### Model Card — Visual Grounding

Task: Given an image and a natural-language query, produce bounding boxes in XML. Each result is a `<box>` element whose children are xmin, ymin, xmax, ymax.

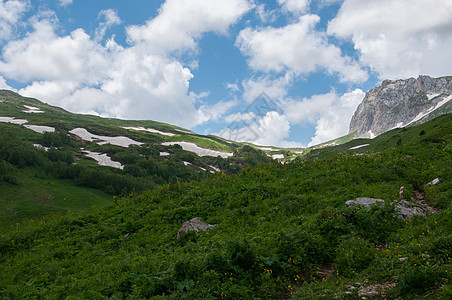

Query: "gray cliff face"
<box><xmin>349</xmin><ymin>75</ymin><xmax>452</xmax><ymax>137</ymax></box>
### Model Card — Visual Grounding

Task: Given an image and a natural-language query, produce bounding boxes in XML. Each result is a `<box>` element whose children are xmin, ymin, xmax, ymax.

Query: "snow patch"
<box><xmin>183</xmin><ymin>161</ymin><xmax>192</xmax><ymax>166</ymax></box>
<box><xmin>404</xmin><ymin>94</ymin><xmax>452</xmax><ymax>127</ymax></box>
<box><xmin>123</xmin><ymin>126</ymin><xmax>175</xmax><ymax>136</ymax></box>
<box><xmin>257</xmin><ymin>147</ymin><xmax>276</xmax><ymax>151</ymax></box>
<box><xmin>271</xmin><ymin>154</ymin><xmax>284</xmax><ymax>159</ymax></box>
<box><xmin>33</xmin><ymin>144</ymin><xmax>50</xmax><ymax>151</ymax></box>
<box><xmin>70</xmin><ymin>128</ymin><xmax>143</xmax><ymax>148</ymax></box>
<box><xmin>159</xmin><ymin>152</ymin><xmax>170</xmax><ymax>156</ymax></box>
<box><xmin>161</xmin><ymin>141</ymin><xmax>233</xmax><ymax>158</ymax></box>
<box><xmin>175</xmin><ymin>129</ymin><xmax>194</xmax><ymax>134</ymax></box>
<box><xmin>23</xmin><ymin>105</ymin><xmax>44</xmax><ymax>113</ymax></box>
<box><xmin>209</xmin><ymin>165</ymin><xmax>221</xmax><ymax>173</ymax></box>
<box><xmin>427</xmin><ymin>93</ymin><xmax>440</xmax><ymax>100</ymax></box>
<box><xmin>0</xmin><ymin>116</ymin><xmax>28</xmax><ymax>124</ymax></box>
<box><xmin>23</xmin><ymin>125</ymin><xmax>55</xmax><ymax>133</ymax></box>
<box><xmin>82</xmin><ymin>150</ymin><xmax>123</xmax><ymax>169</ymax></box>
<box><xmin>349</xmin><ymin>144</ymin><xmax>370</xmax><ymax>150</ymax></box>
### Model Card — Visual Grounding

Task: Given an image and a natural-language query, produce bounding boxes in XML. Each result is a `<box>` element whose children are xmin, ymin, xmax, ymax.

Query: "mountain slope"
<box><xmin>0</xmin><ymin>115</ymin><xmax>450</xmax><ymax>299</ymax></box>
<box><xmin>0</xmin><ymin>90</ymin><xmax>276</xmax><ymax>223</ymax></box>
<box><xmin>350</xmin><ymin>75</ymin><xmax>452</xmax><ymax>137</ymax></box>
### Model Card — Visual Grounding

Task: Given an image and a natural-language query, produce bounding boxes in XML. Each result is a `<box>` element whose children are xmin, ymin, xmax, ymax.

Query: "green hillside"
<box><xmin>0</xmin><ymin>90</ymin><xmax>274</xmax><ymax>223</ymax></box>
<box><xmin>0</xmin><ymin>114</ymin><xmax>450</xmax><ymax>299</ymax></box>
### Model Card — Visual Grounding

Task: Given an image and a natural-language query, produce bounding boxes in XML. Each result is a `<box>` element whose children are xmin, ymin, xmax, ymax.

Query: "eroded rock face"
<box><xmin>177</xmin><ymin>218</ymin><xmax>215</xmax><ymax>238</ymax></box>
<box><xmin>350</xmin><ymin>75</ymin><xmax>452</xmax><ymax>137</ymax></box>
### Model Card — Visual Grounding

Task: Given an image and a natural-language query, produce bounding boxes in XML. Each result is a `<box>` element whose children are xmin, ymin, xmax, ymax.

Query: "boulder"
<box><xmin>177</xmin><ymin>217</ymin><xmax>215</xmax><ymax>238</ymax></box>
<box><xmin>345</xmin><ymin>198</ymin><xmax>428</xmax><ymax>220</ymax></box>
<box><xmin>345</xmin><ymin>197</ymin><xmax>385</xmax><ymax>207</ymax></box>
<box><xmin>396</xmin><ymin>200</ymin><xmax>427</xmax><ymax>220</ymax></box>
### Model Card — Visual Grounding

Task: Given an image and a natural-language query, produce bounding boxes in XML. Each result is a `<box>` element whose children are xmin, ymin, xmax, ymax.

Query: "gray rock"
<box><xmin>346</xmin><ymin>197</ymin><xmax>385</xmax><ymax>207</ymax></box>
<box><xmin>346</xmin><ymin>198</ymin><xmax>428</xmax><ymax>220</ymax></box>
<box><xmin>396</xmin><ymin>200</ymin><xmax>427</xmax><ymax>221</ymax></box>
<box><xmin>350</xmin><ymin>75</ymin><xmax>452</xmax><ymax>137</ymax></box>
<box><xmin>177</xmin><ymin>217</ymin><xmax>215</xmax><ymax>238</ymax></box>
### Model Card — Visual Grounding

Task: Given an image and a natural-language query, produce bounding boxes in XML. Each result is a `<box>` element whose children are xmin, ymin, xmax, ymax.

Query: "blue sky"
<box><xmin>1</xmin><ymin>0</ymin><xmax>452</xmax><ymax>147</ymax></box>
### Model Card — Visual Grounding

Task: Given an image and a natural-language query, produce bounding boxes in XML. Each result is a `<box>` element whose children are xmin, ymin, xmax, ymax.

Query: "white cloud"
<box><xmin>0</xmin><ymin>75</ymin><xmax>14</xmax><ymax>90</ymax></box>
<box><xmin>282</xmin><ymin>89</ymin><xmax>365</xmax><ymax>147</ymax></box>
<box><xmin>95</xmin><ymin>9</ymin><xmax>121</xmax><ymax>41</ymax></box>
<box><xmin>126</xmin><ymin>0</ymin><xmax>251</xmax><ymax>55</ymax></box>
<box><xmin>0</xmin><ymin>20</ymin><xmax>109</xmax><ymax>82</ymax></box>
<box><xmin>58</xmin><ymin>0</ymin><xmax>72</xmax><ymax>7</ymax></box>
<box><xmin>236</xmin><ymin>14</ymin><xmax>368</xmax><ymax>83</ymax></box>
<box><xmin>277</xmin><ymin>0</ymin><xmax>310</xmax><ymax>15</ymax></box>
<box><xmin>242</xmin><ymin>76</ymin><xmax>289</xmax><ymax>103</ymax></box>
<box><xmin>219</xmin><ymin>111</ymin><xmax>295</xmax><ymax>146</ymax></box>
<box><xmin>328</xmin><ymin>0</ymin><xmax>452</xmax><ymax>79</ymax></box>
<box><xmin>0</xmin><ymin>0</ymin><xmax>29</xmax><ymax>41</ymax></box>
<box><xmin>0</xmin><ymin>0</ymin><xmax>253</xmax><ymax>129</ymax></box>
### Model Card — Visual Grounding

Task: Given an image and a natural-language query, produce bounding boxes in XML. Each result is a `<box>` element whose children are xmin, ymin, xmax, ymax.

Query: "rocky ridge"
<box><xmin>350</xmin><ymin>75</ymin><xmax>452</xmax><ymax>137</ymax></box>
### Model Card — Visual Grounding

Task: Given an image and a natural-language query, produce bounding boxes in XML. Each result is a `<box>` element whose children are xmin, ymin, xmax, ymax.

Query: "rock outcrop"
<box><xmin>345</xmin><ymin>198</ymin><xmax>429</xmax><ymax>220</ymax></box>
<box><xmin>177</xmin><ymin>218</ymin><xmax>215</xmax><ymax>238</ymax></box>
<box><xmin>350</xmin><ymin>75</ymin><xmax>452</xmax><ymax>137</ymax></box>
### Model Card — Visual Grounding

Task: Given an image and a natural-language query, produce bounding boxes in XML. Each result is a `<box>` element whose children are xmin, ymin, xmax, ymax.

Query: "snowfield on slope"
<box><xmin>122</xmin><ymin>126</ymin><xmax>175</xmax><ymax>136</ymax></box>
<box><xmin>23</xmin><ymin>105</ymin><xmax>44</xmax><ymax>113</ymax></box>
<box><xmin>24</xmin><ymin>125</ymin><xmax>55</xmax><ymax>133</ymax></box>
<box><xmin>82</xmin><ymin>150</ymin><xmax>124</xmax><ymax>169</ymax></box>
<box><xmin>0</xmin><ymin>116</ymin><xmax>28</xmax><ymax>124</ymax></box>
<box><xmin>70</xmin><ymin>128</ymin><xmax>143</xmax><ymax>148</ymax></box>
<box><xmin>162</xmin><ymin>141</ymin><xmax>233</xmax><ymax>158</ymax></box>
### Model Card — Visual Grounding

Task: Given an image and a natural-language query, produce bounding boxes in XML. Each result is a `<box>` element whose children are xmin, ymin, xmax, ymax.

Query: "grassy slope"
<box><xmin>0</xmin><ymin>115</ymin><xmax>450</xmax><ymax>299</ymax></box>
<box><xmin>0</xmin><ymin>168</ymin><xmax>112</xmax><ymax>225</ymax></box>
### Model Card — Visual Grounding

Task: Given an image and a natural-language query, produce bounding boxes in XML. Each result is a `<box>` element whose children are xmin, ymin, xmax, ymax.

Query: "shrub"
<box><xmin>398</xmin><ymin>265</ymin><xmax>442</xmax><ymax>296</ymax></box>
<box><xmin>334</xmin><ymin>236</ymin><xmax>376</xmax><ymax>277</ymax></box>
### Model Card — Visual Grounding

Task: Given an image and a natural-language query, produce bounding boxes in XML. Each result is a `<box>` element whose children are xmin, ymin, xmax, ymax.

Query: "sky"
<box><xmin>1</xmin><ymin>0</ymin><xmax>452</xmax><ymax>147</ymax></box>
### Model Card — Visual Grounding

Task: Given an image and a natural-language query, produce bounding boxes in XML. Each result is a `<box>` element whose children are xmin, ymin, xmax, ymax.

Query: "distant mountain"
<box><xmin>350</xmin><ymin>75</ymin><xmax>452</xmax><ymax>138</ymax></box>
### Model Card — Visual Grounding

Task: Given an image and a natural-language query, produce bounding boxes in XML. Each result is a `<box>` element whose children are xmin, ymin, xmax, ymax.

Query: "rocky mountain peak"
<box><xmin>349</xmin><ymin>75</ymin><xmax>452</xmax><ymax>137</ymax></box>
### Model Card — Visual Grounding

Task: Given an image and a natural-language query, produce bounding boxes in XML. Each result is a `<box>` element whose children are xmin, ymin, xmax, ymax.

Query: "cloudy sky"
<box><xmin>1</xmin><ymin>0</ymin><xmax>451</xmax><ymax>147</ymax></box>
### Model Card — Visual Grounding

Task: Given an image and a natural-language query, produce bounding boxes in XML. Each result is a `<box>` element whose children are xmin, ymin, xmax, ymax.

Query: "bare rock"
<box><xmin>396</xmin><ymin>200</ymin><xmax>428</xmax><ymax>220</ymax></box>
<box><xmin>177</xmin><ymin>217</ymin><xmax>215</xmax><ymax>238</ymax></box>
<box><xmin>346</xmin><ymin>197</ymin><xmax>385</xmax><ymax>207</ymax></box>
<box><xmin>350</xmin><ymin>75</ymin><xmax>452</xmax><ymax>137</ymax></box>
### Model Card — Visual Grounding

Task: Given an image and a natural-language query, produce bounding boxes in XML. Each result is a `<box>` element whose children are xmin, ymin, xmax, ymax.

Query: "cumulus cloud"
<box><xmin>0</xmin><ymin>75</ymin><xmax>14</xmax><ymax>90</ymax></box>
<box><xmin>236</xmin><ymin>14</ymin><xmax>368</xmax><ymax>83</ymax></box>
<box><xmin>328</xmin><ymin>0</ymin><xmax>452</xmax><ymax>79</ymax></box>
<box><xmin>95</xmin><ymin>9</ymin><xmax>121</xmax><ymax>41</ymax></box>
<box><xmin>0</xmin><ymin>0</ymin><xmax>252</xmax><ymax>128</ymax></box>
<box><xmin>277</xmin><ymin>0</ymin><xmax>310</xmax><ymax>15</ymax></box>
<box><xmin>0</xmin><ymin>0</ymin><xmax>29</xmax><ymax>41</ymax></box>
<box><xmin>219</xmin><ymin>111</ymin><xmax>296</xmax><ymax>146</ymax></box>
<box><xmin>282</xmin><ymin>89</ymin><xmax>365</xmax><ymax>146</ymax></box>
<box><xmin>0</xmin><ymin>21</ymin><xmax>109</xmax><ymax>82</ymax></box>
<box><xmin>126</xmin><ymin>0</ymin><xmax>251</xmax><ymax>55</ymax></box>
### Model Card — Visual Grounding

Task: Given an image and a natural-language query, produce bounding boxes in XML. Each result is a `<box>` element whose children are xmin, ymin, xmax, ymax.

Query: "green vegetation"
<box><xmin>0</xmin><ymin>92</ymin><xmax>275</xmax><ymax>223</ymax></box>
<box><xmin>0</xmin><ymin>113</ymin><xmax>450</xmax><ymax>298</ymax></box>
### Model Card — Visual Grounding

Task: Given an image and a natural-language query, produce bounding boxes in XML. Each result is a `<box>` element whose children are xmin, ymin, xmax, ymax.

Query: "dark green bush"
<box><xmin>398</xmin><ymin>265</ymin><xmax>442</xmax><ymax>296</ymax></box>
<box><xmin>334</xmin><ymin>236</ymin><xmax>376</xmax><ymax>277</ymax></box>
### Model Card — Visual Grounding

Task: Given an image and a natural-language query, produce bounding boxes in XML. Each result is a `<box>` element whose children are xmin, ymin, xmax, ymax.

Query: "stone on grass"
<box><xmin>177</xmin><ymin>218</ymin><xmax>215</xmax><ymax>239</ymax></box>
<box><xmin>345</xmin><ymin>197</ymin><xmax>385</xmax><ymax>207</ymax></box>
